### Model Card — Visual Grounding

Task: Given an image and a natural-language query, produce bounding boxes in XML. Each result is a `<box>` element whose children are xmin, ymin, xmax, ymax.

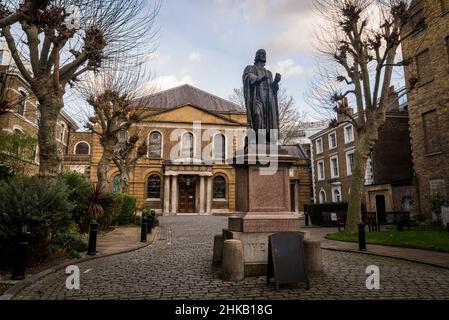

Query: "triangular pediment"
<box><xmin>148</xmin><ymin>104</ymin><xmax>242</xmax><ymax>125</ymax></box>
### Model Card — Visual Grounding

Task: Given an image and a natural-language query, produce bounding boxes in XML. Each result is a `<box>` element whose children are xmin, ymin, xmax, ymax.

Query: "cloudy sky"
<box><xmin>144</xmin><ymin>0</ymin><xmax>318</xmax><ymax>117</ymax></box>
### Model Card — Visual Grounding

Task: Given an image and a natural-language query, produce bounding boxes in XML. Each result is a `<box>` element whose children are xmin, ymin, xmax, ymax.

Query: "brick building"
<box><xmin>0</xmin><ymin>63</ymin><xmax>79</xmax><ymax>174</ymax></box>
<box><xmin>402</xmin><ymin>0</ymin><xmax>449</xmax><ymax>217</ymax></box>
<box><xmin>310</xmin><ymin>88</ymin><xmax>414</xmax><ymax>215</ymax></box>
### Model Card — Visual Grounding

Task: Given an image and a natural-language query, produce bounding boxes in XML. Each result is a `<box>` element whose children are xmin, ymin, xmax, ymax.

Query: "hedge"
<box><xmin>304</xmin><ymin>203</ymin><xmax>348</xmax><ymax>226</ymax></box>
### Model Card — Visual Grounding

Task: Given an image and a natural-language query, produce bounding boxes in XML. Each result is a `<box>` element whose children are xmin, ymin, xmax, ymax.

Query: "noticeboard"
<box><xmin>267</xmin><ymin>232</ymin><xmax>309</xmax><ymax>291</ymax></box>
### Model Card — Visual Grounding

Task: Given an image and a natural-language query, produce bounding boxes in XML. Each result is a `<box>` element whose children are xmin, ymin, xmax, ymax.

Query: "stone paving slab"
<box><xmin>9</xmin><ymin>217</ymin><xmax>449</xmax><ymax>300</ymax></box>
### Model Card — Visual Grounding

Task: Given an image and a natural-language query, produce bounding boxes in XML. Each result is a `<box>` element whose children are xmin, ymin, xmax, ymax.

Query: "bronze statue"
<box><xmin>243</xmin><ymin>49</ymin><xmax>281</xmax><ymax>144</ymax></box>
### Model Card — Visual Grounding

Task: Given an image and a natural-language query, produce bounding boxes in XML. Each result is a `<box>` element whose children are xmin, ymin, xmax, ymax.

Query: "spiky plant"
<box><xmin>87</xmin><ymin>183</ymin><xmax>111</xmax><ymax>222</ymax></box>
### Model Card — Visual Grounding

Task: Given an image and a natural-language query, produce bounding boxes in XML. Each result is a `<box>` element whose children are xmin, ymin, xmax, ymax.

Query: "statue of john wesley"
<box><xmin>243</xmin><ymin>49</ymin><xmax>281</xmax><ymax>144</ymax></box>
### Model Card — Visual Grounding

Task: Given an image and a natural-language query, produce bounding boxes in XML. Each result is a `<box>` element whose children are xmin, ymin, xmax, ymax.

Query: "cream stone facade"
<box><xmin>63</xmin><ymin>84</ymin><xmax>312</xmax><ymax>216</ymax></box>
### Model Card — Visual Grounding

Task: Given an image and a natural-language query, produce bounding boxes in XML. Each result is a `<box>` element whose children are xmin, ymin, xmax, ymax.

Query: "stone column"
<box><xmin>206</xmin><ymin>176</ymin><xmax>213</xmax><ymax>214</ymax></box>
<box><xmin>163</xmin><ymin>175</ymin><xmax>171</xmax><ymax>215</ymax></box>
<box><xmin>171</xmin><ymin>175</ymin><xmax>178</xmax><ymax>215</ymax></box>
<box><xmin>199</xmin><ymin>176</ymin><xmax>206</xmax><ymax>214</ymax></box>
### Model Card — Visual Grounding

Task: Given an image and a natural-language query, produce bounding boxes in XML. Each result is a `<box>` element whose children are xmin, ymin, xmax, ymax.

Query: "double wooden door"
<box><xmin>178</xmin><ymin>180</ymin><xmax>196</xmax><ymax>213</ymax></box>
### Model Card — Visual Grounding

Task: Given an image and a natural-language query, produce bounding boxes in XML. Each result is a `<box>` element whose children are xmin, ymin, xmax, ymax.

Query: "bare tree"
<box><xmin>229</xmin><ymin>87</ymin><xmax>307</xmax><ymax>145</ymax></box>
<box><xmin>113</xmin><ymin>133</ymin><xmax>147</xmax><ymax>193</ymax></box>
<box><xmin>309</xmin><ymin>0</ymin><xmax>416</xmax><ymax>232</ymax></box>
<box><xmin>78</xmin><ymin>61</ymin><xmax>155</xmax><ymax>191</ymax></box>
<box><xmin>0</xmin><ymin>0</ymin><xmax>160</xmax><ymax>176</ymax></box>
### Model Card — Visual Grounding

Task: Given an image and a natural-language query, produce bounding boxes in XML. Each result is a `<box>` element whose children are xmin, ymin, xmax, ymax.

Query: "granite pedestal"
<box><xmin>224</xmin><ymin>147</ymin><xmax>301</xmax><ymax>276</ymax></box>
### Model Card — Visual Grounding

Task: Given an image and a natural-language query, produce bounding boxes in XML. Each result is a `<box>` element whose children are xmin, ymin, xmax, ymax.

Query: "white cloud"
<box><xmin>270</xmin><ymin>59</ymin><xmax>305</xmax><ymax>78</ymax></box>
<box><xmin>154</xmin><ymin>74</ymin><xmax>194</xmax><ymax>91</ymax></box>
<box><xmin>188</xmin><ymin>52</ymin><xmax>202</xmax><ymax>62</ymax></box>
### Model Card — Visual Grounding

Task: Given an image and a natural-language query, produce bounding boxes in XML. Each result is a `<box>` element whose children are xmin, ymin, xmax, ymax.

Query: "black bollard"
<box><xmin>358</xmin><ymin>223</ymin><xmax>367</xmax><ymax>251</ymax></box>
<box><xmin>397</xmin><ymin>219</ymin><xmax>404</xmax><ymax>231</ymax></box>
<box><xmin>12</xmin><ymin>232</ymin><xmax>30</xmax><ymax>280</ymax></box>
<box><xmin>305</xmin><ymin>213</ymin><xmax>309</xmax><ymax>227</ymax></box>
<box><xmin>148</xmin><ymin>216</ymin><xmax>153</xmax><ymax>234</ymax></box>
<box><xmin>141</xmin><ymin>219</ymin><xmax>148</xmax><ymax>242</ymax></box>
<box><xmin>87</xmin><ymin>221</ymin><xmax>98</xmax><ymax>256</ymax></box>
<box><xmin>447</xmin><ymin>223</ymin><xmax>449</xmax><ymax>233</ymax></box>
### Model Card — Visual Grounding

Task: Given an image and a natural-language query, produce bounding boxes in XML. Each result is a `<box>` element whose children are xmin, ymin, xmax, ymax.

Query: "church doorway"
<box><xmin>178</xmin><ymin>175</ymin><xmax>197</xmax><ymax>213</ymax></box>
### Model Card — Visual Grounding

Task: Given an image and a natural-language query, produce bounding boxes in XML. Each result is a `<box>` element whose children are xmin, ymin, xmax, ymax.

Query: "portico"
<box><xmin>163</xmin><ymin>165</ymin><xmax>214</xmax><ymax>216</ymax></box>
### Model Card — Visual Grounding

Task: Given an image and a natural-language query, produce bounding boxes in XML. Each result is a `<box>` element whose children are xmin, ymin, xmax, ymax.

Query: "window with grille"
<box><xmin>148</xmin><ymin>131</ymin><xmax>162</xmax><ymax>158</ymax></box>
<box><xmin>213</xmin><ymin>176</ymin><xmax>226</xmax><ymax>199</ymax></box>
<box><xmin>147</xmin><ymin>175</ymin><xmax>161</xmax><ymax>199</ymax></box>
<box><xmin>213</xmin><ymin>134</ymin><xmax>225</xmax><ymax>161</ymax></box>
<box><xmin>75</xmin><ymin>142</ymin><xmax>90</xmax><ymax>155</ymax></box>
<box><xmin>182</xmin><ymin>132</ymin><xmax>194</xmax><ymax>158</ymax></box>
<box><xmin>17</xmin><ymin>90</ymin><xmax>26</xmax><ymax>116</ymax></box>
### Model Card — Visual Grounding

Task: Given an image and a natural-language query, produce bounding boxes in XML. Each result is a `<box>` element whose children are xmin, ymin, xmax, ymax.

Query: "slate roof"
<box><xmin>135</xmin><ymin>84</ymin><xmax>246</xmax><ymax>114</ymax></box>
<box><xmin>281</xmin><ymin>144</ymin><xmax>309</xmax><ymax>160</ymax></box>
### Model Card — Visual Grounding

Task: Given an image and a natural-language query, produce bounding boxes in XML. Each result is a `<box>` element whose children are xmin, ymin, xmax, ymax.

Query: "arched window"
<box><xmin>181</xmin><ymin>132</ymin><xmax>194</xmax><ymax>158</ymax></box>
<box><xmin>319</xmin><ymin>190</ymin><xmax>326</xmax><ymax>204</ymax></box>
<box><xmin>148</xmin><ymin>131</ymin><xmax>162</xmax><ymax>158</ymax></box>
<box><xmin>213</xmin><ymin>134</ymin><xmax>225</xmax><ymax>161</ymax></box>
<box><xmin>112</xmin><ymin>175</ymin><xmax>121</xmax><ymax>193</ymax></box>
<box><xmin>147</xmin><ymin>174</ymin><xmax>161</xmax><ymax>199</ymax></box>
<box><xmin>333</xmin><ymin>188</ymin><xmax>342</xmax><ymax>203</ymax></box>
<box><xmin>17</xmin><ymin>90</ymin><xmax>26</xmax><ymax>116</ymax></box>
<box><xmin>117</xmin><ymin>130</ymin><xmax>128</xmax><ymax>143</ymax></box>
<box><xmin>213</xmin><ymin>176</ymin><xmax>226</xmax><ymax>199</ymax></box>
<box><xmin>75</xmin><ymin>142</ymin><xmax>90</xmax><ymax>155</ymax></box>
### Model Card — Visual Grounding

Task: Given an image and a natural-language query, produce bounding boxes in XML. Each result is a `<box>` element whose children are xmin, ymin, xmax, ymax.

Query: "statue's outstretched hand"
<box><xmin>274</xmin><ymin>73</ymin><xmax>281</xmax><ymax>83</ymax></box>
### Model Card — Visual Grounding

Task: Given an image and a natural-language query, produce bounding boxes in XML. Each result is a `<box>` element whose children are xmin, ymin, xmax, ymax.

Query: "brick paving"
<box><xmin>13</xmin><ymin>216</ymin><xmax>449</xmax><ymax>300</ymax></box>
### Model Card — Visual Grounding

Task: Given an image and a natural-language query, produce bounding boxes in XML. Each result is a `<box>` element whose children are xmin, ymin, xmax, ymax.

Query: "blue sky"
<box><xmin>143</xmin><ymin>0</ymin><xmax>317</xmax><ymax>117</ymax></box>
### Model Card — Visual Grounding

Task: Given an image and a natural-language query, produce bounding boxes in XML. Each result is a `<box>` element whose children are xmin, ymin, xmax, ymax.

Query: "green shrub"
<box><xmin>52</xmin><ymin>224</ymin><xmax>88</xmax><ymax>253</ymax></box>
<box><xmin>119</xmin><ymin>194</ymin><xmax>136</xmax><ymax>225</ymax></box>
<box><xmin>101</xmin><ymin>192</ymin><xmax>136</xmax><ymax>229</ymax></box>
<box><xmin>0</xmin><ymin>176</ymin><xmax>73</xmax><ymax>265</ymax></box>
<box><xmin>306</xmin><ymin>203</ymin><xmax>348</xmax><ymax>226</ymax></box>
<box><xmin>58</xmin><ymin>172</ymin><xmax>91</xmax><ymax>232</ymax></box>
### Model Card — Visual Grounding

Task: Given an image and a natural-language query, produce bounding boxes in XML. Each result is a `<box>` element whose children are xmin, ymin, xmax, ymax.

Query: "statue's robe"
<box><xmin>242</xmin><ymin>65</ymin><xmax>279</xmax><ymax>143</ymax></box>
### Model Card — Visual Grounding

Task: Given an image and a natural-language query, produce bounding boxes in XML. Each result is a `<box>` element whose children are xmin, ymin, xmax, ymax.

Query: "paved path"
<box><xmin>303</xmin><ymin>226</ymin><xmax>449</xmax><ymax>269</ymax></box>
<box><xmin>11</xmin><ymin>216</ymin><xmax>449</xmax><ymax>300</ymax></box>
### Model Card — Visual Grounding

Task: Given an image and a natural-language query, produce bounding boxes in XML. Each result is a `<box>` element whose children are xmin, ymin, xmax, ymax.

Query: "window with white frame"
<box><xmin>332</xmin><ymin>186</ymin><xmax>342</xmax><ymax>203</ymax></box>
<box><xmin>60</xmin><ymin>123</ymin><xmax>66</xmax><ymax>142</ymax></box>
<box><xmin>317</xmin><ymin>160</ymin><xmax>325</xmax><ymax>181</ymax></box>
<box><xmin>346</xmin><ymin>150</ymin><xmax>355</xmax><ymax>176</ymax></box>
<box><xmin>315</xmin><ymin>138</ymin><xmax>323</xmax><ymax>154</ymax></box>
<box><xmin>328</xmin><ymin>131</ymin><xmax>337</xmax><ymax>149</ymax></box>
<box><xmin>330</xmin><ymin>156</ymin><xmax>339</xmax><ymax>178</ymax></box>
<box><xmin>344</xmin><ymin>125</ymin><xmax>354</xmax><ymax>144</ymax></box>
<box><xmin>319</xmin><ymin>190</ymin><xmax>326</xmax><ymax>204</ymax></box>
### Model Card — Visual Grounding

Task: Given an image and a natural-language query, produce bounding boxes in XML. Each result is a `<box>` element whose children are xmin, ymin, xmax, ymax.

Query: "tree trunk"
<box><xmin>345</xmin><ymin>133</ymin><xmax>370</xmax><ymax>233</ymax></box>
<box><xmin>37</xmin><ymin>96</ymin><xmax>64</xmax><ymax>177</ymax></box>
<box><xmin>119</xmin><ymin>167</ymin><xmax>130</xmax><ymax>194</ymax></box>
<box><xmin>97</xmin><ymin>143</ymin><xmax>115</xmax><ymax>192</ymax></box>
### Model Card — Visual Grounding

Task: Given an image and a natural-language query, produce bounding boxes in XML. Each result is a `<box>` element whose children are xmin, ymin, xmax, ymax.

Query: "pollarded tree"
<box><xmin>0</xmin><ymin>0</ymin><xmax>160</xmax><ymax>176</ymax></box>
<box><xmin>79</xmin><ymin>62</ymin><xmax>155</xmax><ymax>192</ymax></box>
<box><xmin>113</xmin><ymin>133</ymin><xmax>147</xmax><ymax>193</ymax></box>
<box><xmin>309</xmin><ymin>0</ymin><xmax>417</xmax><ymax>232</ymax></box>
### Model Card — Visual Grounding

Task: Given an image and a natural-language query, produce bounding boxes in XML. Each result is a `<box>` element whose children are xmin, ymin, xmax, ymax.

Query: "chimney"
<box><xmin>337</xmin><ymin>97</ymin><xmax>354</xmax><ymax>123</ymax></box>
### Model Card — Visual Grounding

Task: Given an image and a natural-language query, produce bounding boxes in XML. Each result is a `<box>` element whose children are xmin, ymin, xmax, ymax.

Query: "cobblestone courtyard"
<box><xmin>14</xmin><ymin>216</ymin><xmax>449</xmax><ymax>300</ymax></box>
